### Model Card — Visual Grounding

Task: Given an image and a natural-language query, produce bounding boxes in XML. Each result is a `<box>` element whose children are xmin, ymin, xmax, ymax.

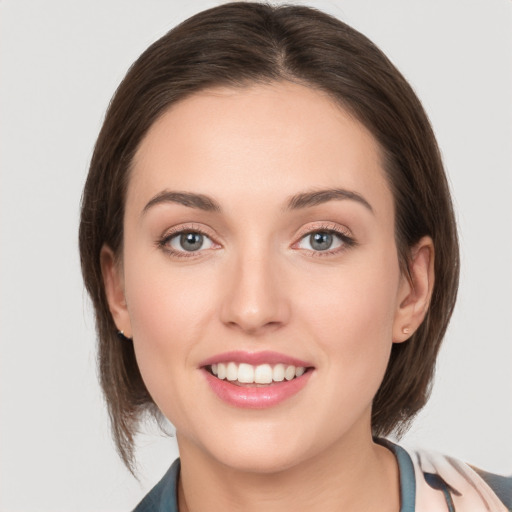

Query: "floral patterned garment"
<box><xmin>407</xmin><ymin>447</ymin><xmax>511</xmax><ymax>511</ymax></box>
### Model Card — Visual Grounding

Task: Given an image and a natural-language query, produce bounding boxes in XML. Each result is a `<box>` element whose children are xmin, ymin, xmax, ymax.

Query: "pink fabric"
<box><xmin>406</xmin><ymin>447</ymin><xmax>508</xmax><ymax>511</ymax></box>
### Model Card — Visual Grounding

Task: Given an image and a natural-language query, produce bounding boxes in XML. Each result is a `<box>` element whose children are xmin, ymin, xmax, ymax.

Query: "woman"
<box><xmin>79</xmin><ymin>2</ymin><xmax>511</xmax><ymax>511</ymax></box>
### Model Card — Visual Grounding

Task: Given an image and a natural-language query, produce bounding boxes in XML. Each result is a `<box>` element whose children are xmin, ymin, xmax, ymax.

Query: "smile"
<box><xmin>210</xmin><ymin>362</ymin><xmax>306</xmax><ymax>385</ymax></box>
<box><xmin>201</xmin><ymin>351</ymin><xmax>314</xmax><ymax>408</ymax></box>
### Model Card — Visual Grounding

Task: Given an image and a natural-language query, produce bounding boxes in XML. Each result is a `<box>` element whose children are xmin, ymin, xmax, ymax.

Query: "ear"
<box><xmin>392</xmin><ymin>236</ymin><xmax>435</xmax><ymax>343</ymax></box>
<box><xmin>100</xmin><ymin>244</ymin><xmax>132</xmax><ymax>338</ymax></box>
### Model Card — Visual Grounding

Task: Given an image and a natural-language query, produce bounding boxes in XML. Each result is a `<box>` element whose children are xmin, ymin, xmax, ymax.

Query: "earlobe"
<box><xmin>100</xmin><ymin>244</ymin><xmax>132</xmax><ymax>338</ymax></box>
<box><xmin>393</xmin><ymin>236</ymin><xmax>435</xmax><ymax>343</ymax></box>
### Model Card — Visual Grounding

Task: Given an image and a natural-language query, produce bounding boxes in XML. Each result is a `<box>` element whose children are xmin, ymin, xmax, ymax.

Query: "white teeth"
<box><xmin>254</xmin><ymin>364</ymin><xmax>273</xmax><ymax>384</ymax></box>
<box><xmin>209</xmin><ymin>362</ymin><xmax>307</xmax><ymax>384</ymax></box>
<box><xmin>284</xmin><ymin>365</ymin><xmax>296</xmax><ymax>381</ymax></box>
<box><xmin>217</xmin><ymin>363</ymin><xmax>226</xmax><ymax>380</ymax></box>
<box><xmin>272</xmin><ymin>363</ymin><xmax>285</xmax><ymax>382</ymax></box>
<box><xmin>226</xmin><ymin>362</ymin><xmax>238</xmax><ymax>381</ymax></box>
<box><xmin>295</xmin><ymin>366</ymin><xmax>305</xmax><ymax>377</ymax></box>
<box><xmin>238</xmin><ymin>363</ymin><xmax>254</xmax><ymax>383</ymax></box>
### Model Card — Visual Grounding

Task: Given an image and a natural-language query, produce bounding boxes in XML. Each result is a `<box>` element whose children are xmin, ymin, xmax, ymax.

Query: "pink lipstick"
<box><xmin>200</xmin><ymin>351</ymin><xmax>314</xmax><ymax>409</ymax></box>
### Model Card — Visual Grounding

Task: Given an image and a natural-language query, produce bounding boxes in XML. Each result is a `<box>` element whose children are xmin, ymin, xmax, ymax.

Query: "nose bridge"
<box><xmin>221</xmin><ymin>240</ymin><xmax>289</xmax><ymax>333</ymax></box>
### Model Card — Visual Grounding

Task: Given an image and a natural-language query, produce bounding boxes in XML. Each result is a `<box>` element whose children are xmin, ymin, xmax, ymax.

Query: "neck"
<box><xmin>176</xmin><ymin>431</ymin><xmax>400</xmax><ymax>512</ymax></box>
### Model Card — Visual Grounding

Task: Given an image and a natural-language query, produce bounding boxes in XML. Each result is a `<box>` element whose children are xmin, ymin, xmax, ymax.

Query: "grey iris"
<box><xmin>180</xmin><ymin>232</ymin><xmax>203</xmax><ymax>251</ymax></box>
<box><xmin>310</xmin><ymin>232</ymin><xmax>333</xmax><ymax>251</ymax></box>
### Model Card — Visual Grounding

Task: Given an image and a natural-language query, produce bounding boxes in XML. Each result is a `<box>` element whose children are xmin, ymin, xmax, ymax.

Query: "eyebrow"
<box><xmin>142</xmin><ymin>187</ymin><xmax>373</xmax><ymax>216</ymax></box>
<box><xmin>286</xmin><ymin>188</ymin><xmax>374</xmax><ymax>213</ymax></box>
<box><xmin>142</xmin><ymin>191</ymin><xmax>221</xmax><ymax>214</ymax></box>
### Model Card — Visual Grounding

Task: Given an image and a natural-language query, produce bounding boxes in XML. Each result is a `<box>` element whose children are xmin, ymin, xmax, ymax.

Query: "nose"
<box><xmin>220</xmin><ymin>251</ymin><xmax>291</xmax><ymax>335</ymax></box>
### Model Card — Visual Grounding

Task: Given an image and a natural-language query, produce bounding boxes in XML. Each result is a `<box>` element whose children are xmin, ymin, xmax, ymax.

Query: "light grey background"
<box><xmin>1</xmin><ymin>1</ymin><xmax>510</xmax><ymax>510</ymax></box>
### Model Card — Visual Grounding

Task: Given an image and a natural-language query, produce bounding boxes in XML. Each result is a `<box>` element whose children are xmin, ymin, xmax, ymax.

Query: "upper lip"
<box><xmin>199</xmin><ymin>350</ymin><xmax>313</xmax><ymax>368</ymax></box>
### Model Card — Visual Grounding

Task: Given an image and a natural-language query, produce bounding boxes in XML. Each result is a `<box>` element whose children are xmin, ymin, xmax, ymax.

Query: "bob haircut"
<box><xmin>79</xmin><ymin>1</ymin><xmax>459</xmax><ymax>471</ymax></box>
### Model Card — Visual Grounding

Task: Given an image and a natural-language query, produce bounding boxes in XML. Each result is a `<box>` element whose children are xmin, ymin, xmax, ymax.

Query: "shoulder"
<box><xmin>132</xmin><ymin>459</ymin><xmax>180</xmax><ymax>512</ymax></box>
<box><xmin>469</xmin><ymin>466</ymin><xmax>512</xmax><ymax>511</ymax></box>
<box><xmin>405</xmin><ymin>446</ymin><xmax>512</xmax><ymax>511</ymax></box>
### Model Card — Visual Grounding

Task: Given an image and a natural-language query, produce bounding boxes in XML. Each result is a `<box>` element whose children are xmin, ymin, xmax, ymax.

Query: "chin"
<box><xmin>178</xmin><ymin>420</ymin><xmax>311</xmax><ymax>475</ymax></box>
<box><xmin>215</xmin><ymin>445</ymin><xmax>307</xmax><ymax>475</ymax></box>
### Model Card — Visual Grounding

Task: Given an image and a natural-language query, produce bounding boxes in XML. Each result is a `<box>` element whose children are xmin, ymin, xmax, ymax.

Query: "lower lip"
<box><xmin>203</xmin><ymin>370</ymin><xmax>313</xmax><ymax>409</ymax></box>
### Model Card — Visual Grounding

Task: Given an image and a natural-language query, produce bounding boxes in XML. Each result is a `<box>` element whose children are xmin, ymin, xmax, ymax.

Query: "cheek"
<box><xmin>124</xmin><ymin>245</ymin><xmax>216</xmax><ymax>337</ymax></box>
<box><xmin>302</xmin><ymin>252</ymin><xmax>399</xmax><ymax>333</ymax></box>
<box><xmin>298</xmin><ymin>249</ymin><xmax>401</xmax><ymax>383</ymax></box>
<box><xmin>122</xmin><ymin>254</ymin><xmax>216</xmax><ymax>401</ymax></box>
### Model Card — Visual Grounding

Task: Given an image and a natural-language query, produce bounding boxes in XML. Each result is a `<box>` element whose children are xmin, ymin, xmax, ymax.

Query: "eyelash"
<box><xmin>156</xmin><ymin>223</ymin><xmax>356</xmax><ymax>259</ymax></box>
<box><xmin>157</xmin><ymin>224</ymin><xmax>217</xmax><ymax>259</ymax></box>
<box><xmin>293</xmin><ymin>224</ymin><xmax>357</xmax><ymax>257</ymax></box>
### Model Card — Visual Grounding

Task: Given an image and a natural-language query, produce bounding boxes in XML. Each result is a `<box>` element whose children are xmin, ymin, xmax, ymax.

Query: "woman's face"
<box><xmin>105</xmin><ymin>82</ymin><xmax>418</xmax><ymax>473</ymax></box>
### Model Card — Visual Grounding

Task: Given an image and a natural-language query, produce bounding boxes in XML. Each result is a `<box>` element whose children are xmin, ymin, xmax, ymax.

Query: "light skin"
<box><xmin>101</xmin><ymin>82</ymin><xmax>434</xmax><ymax>512</ymax></box>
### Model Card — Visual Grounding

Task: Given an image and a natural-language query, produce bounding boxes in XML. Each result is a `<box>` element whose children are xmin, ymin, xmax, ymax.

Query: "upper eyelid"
<box><xmin>294</xmin><ymin>221</ymin><xmax>353</xmax><ymax>239</ymax></box>
<box><xmin>161</xmin><ymin>223</ymin><xmax>218</xmax><ymax>240</ymax></box>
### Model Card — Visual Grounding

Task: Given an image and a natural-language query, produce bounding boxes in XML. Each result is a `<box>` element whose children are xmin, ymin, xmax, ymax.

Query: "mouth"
<box><xmin>207</xmin><ymin>362</ymin><xmax>309</xmax><ymax>387</ymax></box>
<box><xmin>200</xmin><ymin>352</ymin><xmax>314</xmax><ymax>408</ymax></box>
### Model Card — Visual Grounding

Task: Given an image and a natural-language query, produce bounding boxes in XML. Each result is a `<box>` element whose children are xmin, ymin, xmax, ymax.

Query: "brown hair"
<box><xmin>79</xmin><ymin>1</ymin><xmax>459</xmax><ymax>472</ymax></box>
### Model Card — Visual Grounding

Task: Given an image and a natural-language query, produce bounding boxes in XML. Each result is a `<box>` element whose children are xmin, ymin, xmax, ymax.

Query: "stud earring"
<box><xmin>117</xmin><ymin>330</ymin><xmax>132</xmax><ymax>341</ymax></box>
<box><xmin>402</xmin><ymin>327</ymin><xmax>411</xmax><ymax>335</ymax></box>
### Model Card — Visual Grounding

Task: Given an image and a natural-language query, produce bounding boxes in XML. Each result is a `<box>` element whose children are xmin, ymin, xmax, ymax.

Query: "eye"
<box><xmin>295</xmin><ymin>228</ymin><xmax>354</xmax><ymax>253</ymax></box>
<box><xmin>167</xmin><ymin>231</ymin><xmax>215</xmax><ymax>253</ymax></box>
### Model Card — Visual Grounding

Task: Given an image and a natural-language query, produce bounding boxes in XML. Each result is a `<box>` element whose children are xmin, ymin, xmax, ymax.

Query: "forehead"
<box><xmin>128</xmin><ymin>82</ymin><xmax>392</xmax><ymax>216</ymax></box>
